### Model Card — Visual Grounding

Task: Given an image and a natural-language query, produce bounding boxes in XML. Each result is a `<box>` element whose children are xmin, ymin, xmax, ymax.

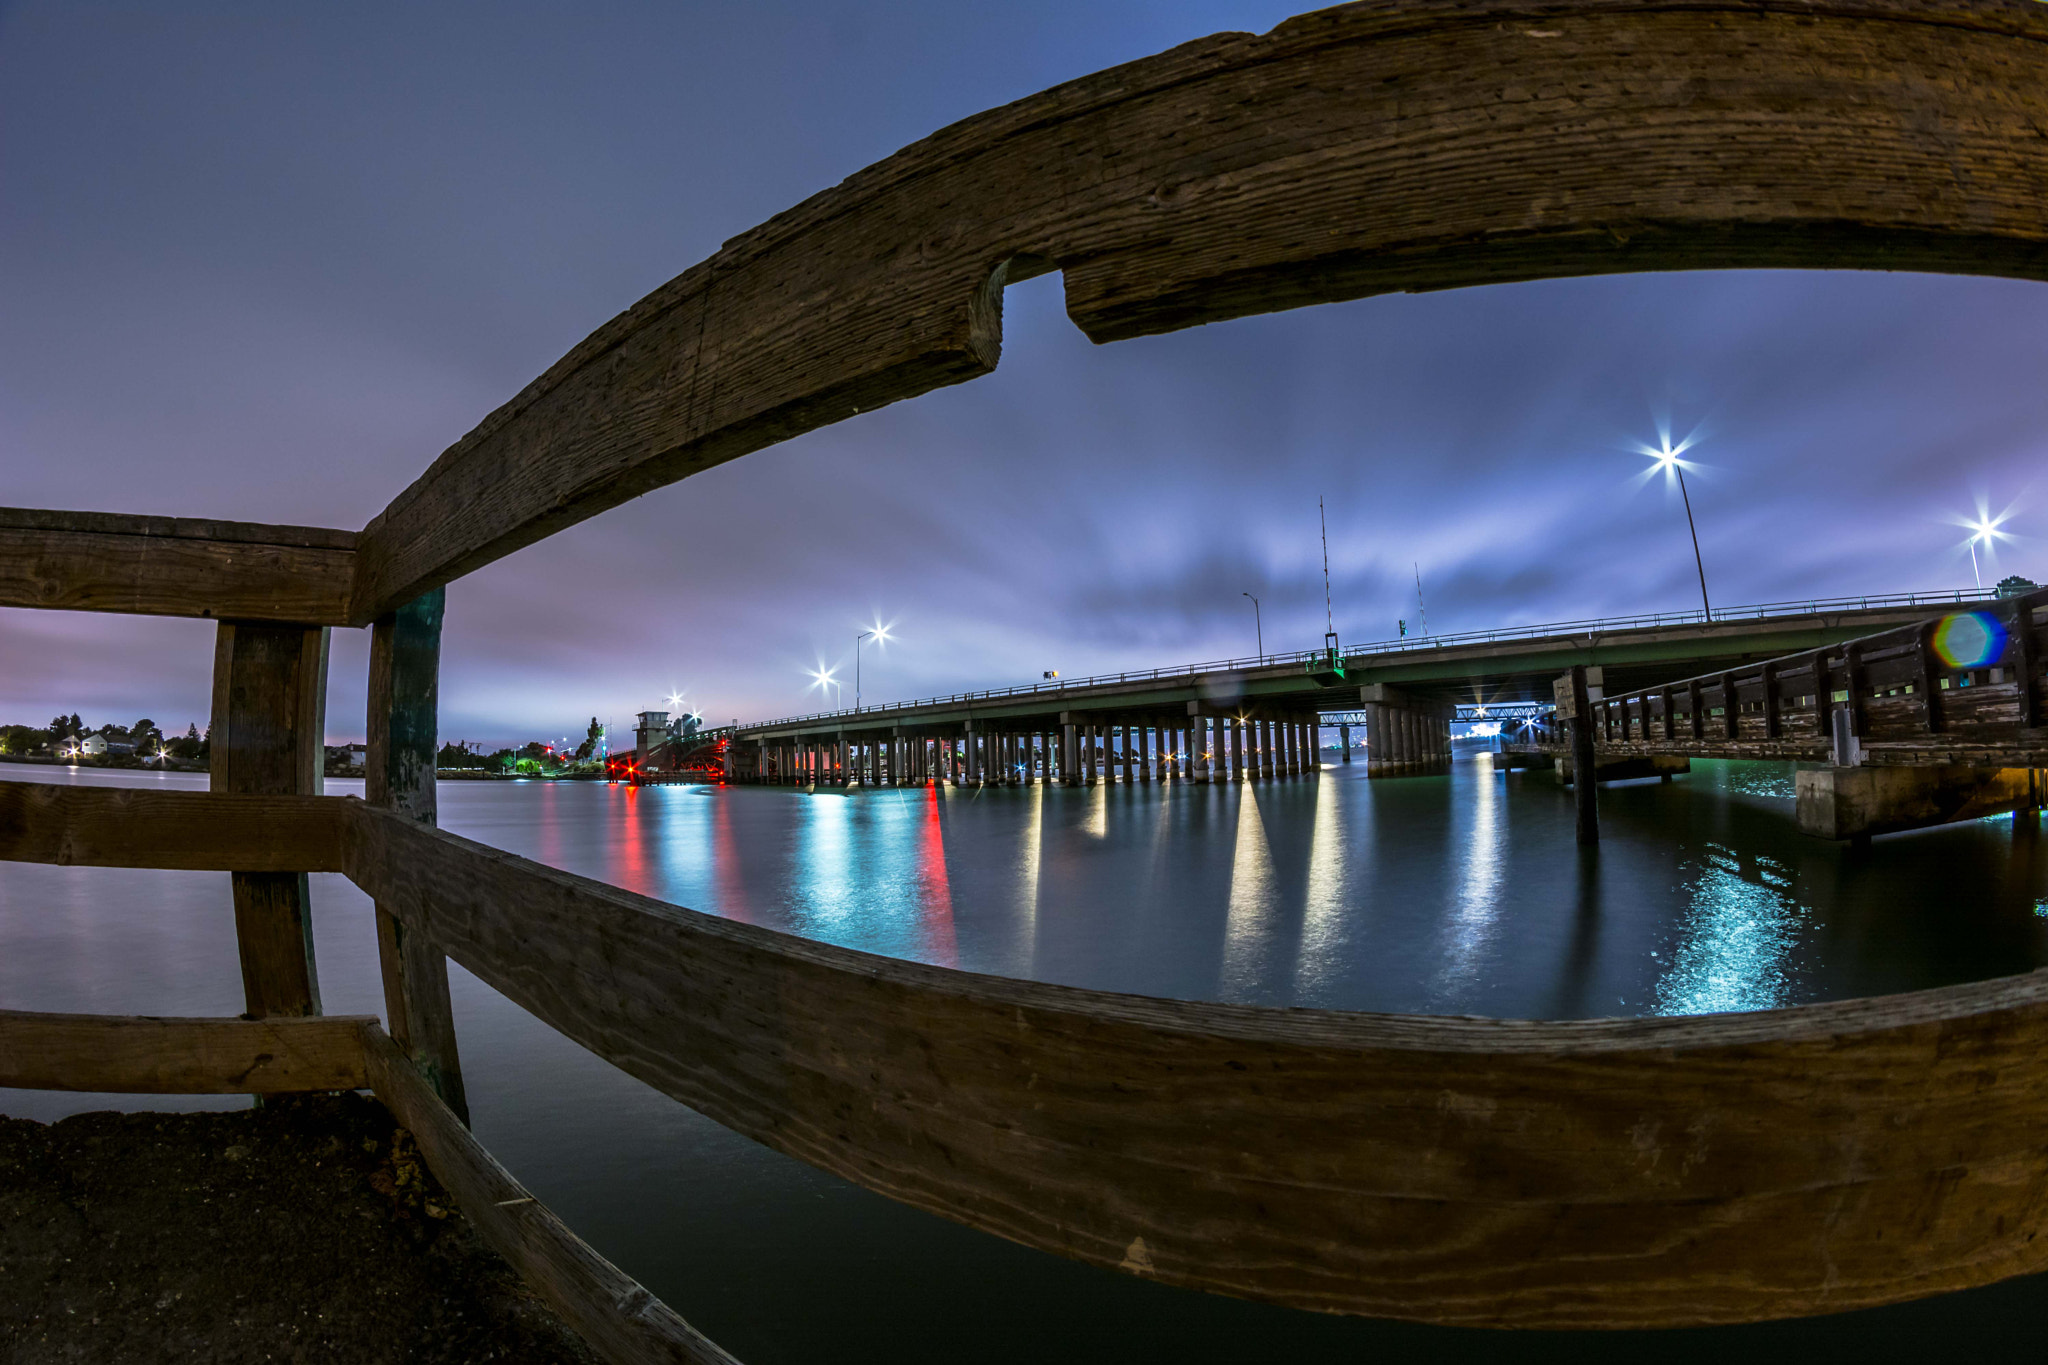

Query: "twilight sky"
<box><xmin>4</xmin><ymin>1</ymin><xmax>2044</xmax><ymax>749</ymax></box>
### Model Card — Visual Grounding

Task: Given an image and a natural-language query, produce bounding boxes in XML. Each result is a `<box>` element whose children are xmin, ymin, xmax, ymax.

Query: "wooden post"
<box><xmin>2013</xmin><ymin>594</ymin><xmax>2043</xmax><ymax>730</ymax></box>
<box><xmin>1722</xmin><ymin>672</ymin><xmax>1740</xmax><ymax>740</ymax></box>
<box><xmin>1688</xmin><ymin>678</ymin><xmax>1704</xmax><ymax>741</ymax></box>
<box><xmin>367</xmin><ymin>587</ymin><xmax>468</xmax><ymax>1125</ymax></box>
<box><xmin>1842</xmin><ymin>644</ymin><xmax>1867</xmax><ymax>741</ymax></box>
<box><xmin>1762</xmin><ymin>662</ymin><xmax>1782</xmax><ymax>739</ymax></box>
<box><xmin>1569</xmin><ymin>666</ymin><xmax>1599</xmax><ymax>847</ymax></box>
<box><xmin>212</xmin><ymin>620</ymin><xmax>328</xmax><ymax>1019</ymax></box>
<box><xmin>1918</xmin><ymin>624</ymin><xmax>1946</xmax><ymax>734</ymax></box>
<box><xmin>1662</xmin><ymin>688</ymin><xmax>1677</xmax><ymax>742</ymax></box>
<box><xmin>1812</xmin><ymin>651</ymin><xmax>1832</xmax><ymax>736</ymax></box>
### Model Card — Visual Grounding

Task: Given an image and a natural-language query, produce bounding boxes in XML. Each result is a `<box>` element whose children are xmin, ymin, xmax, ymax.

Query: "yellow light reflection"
<box><xmin>1083</xmin><ymin>775</ymin><xmax>1108</xmax><ymax>838</ymax></box>
<box><xmin>1221</xmin><ymin>785</ymin><xmax>1276</xmax><ymax>993</ymax></box>
<box><xmin>1291</xmin><ymin>772</ymin><xmax>1350</xmax><ymax>1001</ymax></box>
<box><xmin>1430</xmin><ymin>766</ymin><xmax>1502</xmax><ymax>1001</ymax></box>
<box><xmin>1017</xmin><ymin>779</ymin><xmax>1045</xmax><ymax>971</ymax></box>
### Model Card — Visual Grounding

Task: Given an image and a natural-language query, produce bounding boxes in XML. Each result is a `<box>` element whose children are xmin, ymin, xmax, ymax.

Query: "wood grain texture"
<box><xmin>0</xmin><ymin>780</ymin><xmax>346</xmax><ymax>872</ymax></box>
<box><xmin>361</xmin><ymin>1025</ymin><xmax>738</xmax><ymax>1365</ymax></box>
<box><xmin>341</xmin><ymin>800</ymin><xmax>2048</xmax><ymax>1328</ymax></box>
<box><xmin>0</xmin><ymin>508</ymin><xmax>355</xmax><ymax>624</ymax></box>
<box><xmin>349</xmin><ymin>1</ymin><xmax>2048</xmax><ymax>621</ymax></box>
<box><xmin>0</xmin><ymin>1009</ymin><xmax>370</xmax><ymax>1093</ymax></box>
<box><xmin>213</xmin><ymin>622</ymin><xmax>330</xmax><ymax>1018</ymax></box>
<box><xmin>366</xmin><ymin>586</ymin><xmax>468</xmax><ymax>1124</ymax></box>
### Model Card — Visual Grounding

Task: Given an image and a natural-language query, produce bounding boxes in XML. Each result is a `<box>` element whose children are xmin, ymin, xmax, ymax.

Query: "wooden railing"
<box><xmin>1578</xmin><ymin>587</ymin><xmax>2048</xmax><ymax>765</ymax></box>
<box><xmin>8</xmin><ymin>2</ymin><xmax>2048</xmax><ymax>1358</ymax></box>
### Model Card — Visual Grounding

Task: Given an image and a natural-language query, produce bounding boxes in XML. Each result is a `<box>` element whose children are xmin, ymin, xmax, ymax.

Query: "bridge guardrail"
<box><xmin>738</xmin><ymin>589</ymin><xmax>1995</xmax><ymax>731</ymax></box>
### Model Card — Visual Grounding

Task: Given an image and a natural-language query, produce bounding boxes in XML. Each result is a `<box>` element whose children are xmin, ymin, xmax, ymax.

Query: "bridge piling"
<box><xmin>1567</xmin><ymin>665</ymin><xmax>1600</xmax><ymax>847</ymax></box>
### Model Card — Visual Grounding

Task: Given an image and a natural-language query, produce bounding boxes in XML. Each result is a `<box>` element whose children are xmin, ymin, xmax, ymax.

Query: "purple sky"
<box><xmin>5</xmin><ymin>2</ymin><xmax>2044</xmax><ymax>749</ymax></box>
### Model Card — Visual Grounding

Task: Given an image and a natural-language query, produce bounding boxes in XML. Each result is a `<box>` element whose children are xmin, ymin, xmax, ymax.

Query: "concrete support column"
<box><xmin>1338</xmin><ymin>722</ymin><xmax>1351</xmax><ymax>764</ymax></box>
<box><xmin>1060</xmin><ymin>720</ymin><xmax>1077</xmax><ymax>786</ymax></box>
<box><xmin>1284</xmin><ymin>717</ymin><xmax>1299</xmax><ymax>776</ymax></box>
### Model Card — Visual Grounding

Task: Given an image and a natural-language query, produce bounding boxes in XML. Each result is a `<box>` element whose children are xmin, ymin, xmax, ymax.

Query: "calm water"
<box><xmin>6</xmin><ymin>752</ymin><xmax>2048</xmax><ymax>1362</ymax></box>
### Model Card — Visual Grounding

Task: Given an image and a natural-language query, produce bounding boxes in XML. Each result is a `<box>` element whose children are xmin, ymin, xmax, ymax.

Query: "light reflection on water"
<box><xmin>7</xmin><ymin>758</ymin><xmax>2048</xmax><ymax>1363</ymax></box>
<box><xmin>1655</xmin><ymin>844</ymin><xmax>1807</xmax><ymax>1016</ymax></box>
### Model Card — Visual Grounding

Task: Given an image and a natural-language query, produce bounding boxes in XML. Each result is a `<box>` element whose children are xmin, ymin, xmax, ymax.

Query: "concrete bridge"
<box><xmin>722</xmin><ymin>590</ymin><xmax>2007</xmax><ymax>787</ymax></box>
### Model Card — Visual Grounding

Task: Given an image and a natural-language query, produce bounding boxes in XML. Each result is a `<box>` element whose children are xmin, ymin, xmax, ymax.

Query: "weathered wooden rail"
<box><xmin>8</xmin><ymin>2</ymin><xmax>2048</xmax><ymax>1358</ymax></box>
<box><xmin>1573</xmin><ymin>590</ymin><xmax>2048</xmax><ymax>769</ymax></box>
<box><xmin>1510</xmin><ymin>590</ymin><xmax>2048</xmax><ymax>839</ymax></box>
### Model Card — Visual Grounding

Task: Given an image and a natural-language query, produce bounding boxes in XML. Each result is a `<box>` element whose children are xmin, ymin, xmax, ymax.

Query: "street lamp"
<box><xmin>1964</xmin><ymin>514</ymin><xmax>2007</xmax><ymax>591</ymax></box>
<box><xmin>854</xmin><ymin>622</ymin><xmax>892</xmax><ymax>713</ymax></box>
<box><xmin>1644</xmin><ymin>437</ymin><xmax>1712</xmax><ymax>621</ymax></box>
<box><xmin>1242</xmin><ymin>592</ymin><xmax>1262</xmax><ymax>656</ymax></box>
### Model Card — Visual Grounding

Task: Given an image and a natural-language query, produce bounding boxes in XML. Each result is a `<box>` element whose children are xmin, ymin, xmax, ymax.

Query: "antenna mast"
<box><xmin>1319</xmin><ymin>496</ymin><xmax>1334</xmax><ymax>636</ymax></box>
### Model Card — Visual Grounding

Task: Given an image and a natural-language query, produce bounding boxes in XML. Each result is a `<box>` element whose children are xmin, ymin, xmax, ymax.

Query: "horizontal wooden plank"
<box><xmin>362</xmin><ymin>1025</ymin><xmax>737</xmax><ymax>1365</ymax></box>
<box><xmin>0</xmin><ymin>508</ymin><xmax>355</xmax><ymax>624</ymax></box>
<box><xmin>0</xmin><ymin>507</ymin><xmax>357</xmax><ymax>550</ymax></box>
<box><xmin>349</xmin><ymin>2</ymin><xmax>2048</xmax><ymax>621</ymax></box>
<box><xmin>0</xmin><ymin>1010</ymin><xmax>370</xmax><ymax>1093</ymax></box>
<box><xmin>0</xmin><ymin>780</ymin><xmax>347</xmax><ymax>872</ymax></box>
<box><xmin>342</xmin><ymin>800</ymin><xmax>2048</xmax><ymax>1328</ymax></box>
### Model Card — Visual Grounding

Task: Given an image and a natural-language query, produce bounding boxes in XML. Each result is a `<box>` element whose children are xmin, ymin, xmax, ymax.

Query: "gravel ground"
<box><xmin>0</xmin><ymin>1092</ymin><xmax>596</xmax><ymax>1364</ymax></box>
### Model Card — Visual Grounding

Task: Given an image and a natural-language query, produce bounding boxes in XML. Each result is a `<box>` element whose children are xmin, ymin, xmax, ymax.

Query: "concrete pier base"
<box><xmin>1795</xmin><ymin>765</ymin><xmax>2044</xmax><ymax>841</ymax></box>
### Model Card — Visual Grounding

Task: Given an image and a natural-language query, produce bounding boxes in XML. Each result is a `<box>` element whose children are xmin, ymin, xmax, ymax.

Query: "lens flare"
<box><xmin>1931</xmin><ymin>611</ymin><xmax>2007</xmax><ymax>670</ymax></box>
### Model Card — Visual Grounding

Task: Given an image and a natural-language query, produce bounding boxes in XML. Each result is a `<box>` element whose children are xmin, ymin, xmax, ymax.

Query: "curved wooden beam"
<box><xmin>343</xmin><ymin>801</ymin><xmax>2048</xmax><ymax>1328</ymax></box>
<box><xmin>350</xmin><ymin>0</ymin><xmax>2048</xmax><ymax>622</ymax></box>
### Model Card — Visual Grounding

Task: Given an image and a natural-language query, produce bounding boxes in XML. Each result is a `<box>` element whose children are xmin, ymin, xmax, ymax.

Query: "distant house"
<box><xmin>77</xmin><ymin>734</ymin><xmax>106</xmax><ymax>756</ymax></box>
<box><xmin>349</xmin><ymin>747</ymin><xmax>367</xmax><ymax>768</ymax></box>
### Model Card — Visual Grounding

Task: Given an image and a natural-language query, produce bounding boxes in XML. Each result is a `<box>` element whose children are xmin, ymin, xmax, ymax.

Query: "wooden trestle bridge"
<box><xmin>8</xmin><ymin>4</ymin><xmax>2048</xmax><ymax>1360</ymax></box>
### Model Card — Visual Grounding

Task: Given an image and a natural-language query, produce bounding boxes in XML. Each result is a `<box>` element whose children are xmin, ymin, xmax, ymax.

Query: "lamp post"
<box><xmin>1965</xmin><ymin>517</ymin><xmax>2004</xmax><ymax>591</ymax></box>
<box><xmin>1242</xmin><ymin>592</ymin><xmax>1262</xmax><ymax>657</ymax></box>
<box><xmin>1652</xmin><ymin>441</ymin><xmax>1712</xmax><ymax>622</ymax></box>
<box><xmin>854</xmin><ymin>623</ymin><xmax>892</xmax><ymax>712</ymax></box>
